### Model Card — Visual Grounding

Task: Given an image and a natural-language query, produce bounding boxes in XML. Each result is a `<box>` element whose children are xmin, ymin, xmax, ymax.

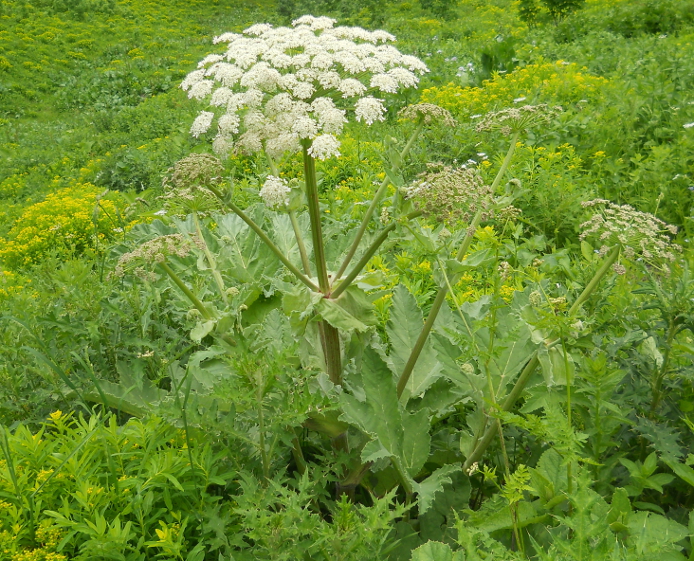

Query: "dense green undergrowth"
<box><xmin>1</xmin><ymin>1</ymin><xmax>694</xmax><ymax>560</ymax></box>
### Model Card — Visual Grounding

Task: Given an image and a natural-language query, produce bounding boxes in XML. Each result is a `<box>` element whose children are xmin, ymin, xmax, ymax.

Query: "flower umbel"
<box><xmin>182</xmin><ymin>16</ymin><xmax>428</xmax><ymax>160</ymax></box>
<box><xmin>259</xmin><ymin>175</ymin><xmax>292</xmax><ymax>210</ymax></box>
<box><xmin>579</xmin><ymin>199</ymin><xmax>681</xmax><ymax>271</ymax></box>
<box><xmin>403</xmin><ymin>163</ymin><xmax>494</xmax><ymax>226</ymax></box>
<box><xmin>114</xmin><ymin>235</ymin><xmax>202</xmax><ymax>280</ymax></box>
<box><xmin>475</xmin><ymin>104</ymin><xmax>562</xmax><ymax>136</ymax></box>
<box><xmin>398</xmin><ymin>103</ymin><xmax>456</xmax><ymax>127</ymax></box>
<box><xmin>160</xmin><ymin>153</ymin><xmax>225</xmax><ymax>216</ymax></box>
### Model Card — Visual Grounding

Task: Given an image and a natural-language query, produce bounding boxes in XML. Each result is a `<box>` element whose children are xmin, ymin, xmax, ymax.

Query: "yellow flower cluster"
<box><xmin>0</xmin><ymin>521</ymin><xmax>66</xmax><ymax>561</ymax></box>
<box><xmin>421</xmin><ymin>61</ymin><xmax>609</xmax><ymax>118</ymax></box>
<box><xmin>0</xmin><ymin>183</ymin><xmax>123</xmax><ymax>269</ymax></box>
<box><xmin>0</xmin><ymin>269</ymin><xmax>32</xmax><ymax>300</ymax></box>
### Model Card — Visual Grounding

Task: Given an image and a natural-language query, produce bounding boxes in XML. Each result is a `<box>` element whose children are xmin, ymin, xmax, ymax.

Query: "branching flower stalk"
<box><xmin>396</xmin><ymin>132</ymin><xmax>520</xmax><ymax>399</ymax></box>
<box><xmin>460</xmin><ymin>209</ymin><xmax>679</xmax><ymax>472</ymax></box>
<box><xmin>263</xmin><ymin>152</ymin><xmax>313</xmax><ymax>276</ymax></box>
<box><xmin>330</xmin><ymin>209</ymin><xmax>424</xmax><ymax>300</ymax></box>
<box><xmin>333</xmin><ymin>114</ymin><xmax>427</xmax><ymax>282</ymax></box>
<box><xmin>182</xmin><ymin>16</ymin><xmax>435</xmax><ymax>385</ymax></box>
<box><xmin>206</xmin><ymin>184</ymin><xmax>321</xmax><ymax>292</ymax></box>
<box><xmin>158</xmin><ymin>261</ymin><xmax>214</xmax><ymax>321</ymax></box>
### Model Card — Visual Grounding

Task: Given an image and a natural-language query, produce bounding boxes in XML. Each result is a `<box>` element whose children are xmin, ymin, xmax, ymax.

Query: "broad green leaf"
<box><xmin>271</xmin><ymin>213</ymin><xmax>311</xmax><ymax>271</ymax></box>
<box><xmin>387</xmin><ymin>285</ymin><xmax>443</xmax><ymax>401</ymax></box>
<box><xmin>628</xmin><ymin>511</ymin><xmax>689</xmax><ymax>557</ymax></box>
<box><xmin>401</xmin><ymin>409</ymin><xmax>431</xmax><ymax>478</ymax></box>
<box><xmin>410</xmin><ymin>541</ymin><xmax>454</xmax><ymax>561</ymax></box>
<box><xmin>530</xmin><ymin>448</ymin><xmax>567</xmax><ymax>503</ymax></box>
<box><xmin>538</xmin><ymin>345</ymin><xmax>573</xmax><ymax>387</ymax></box>
<box><xmin>662</xmin><ymin>456</ymin><xmax>694</xmax><ymax>488</ymax></box>
<box><xmin>83</xmin><ymin>379</ymin><xmax>164</xmax><ymax>418</ymax></box>
<box><xmin>329</xmin><ymin>286</ymin><xmax>377</xmax><ymax>327</ymax></box>
<box><xmin>340</xmin><ymin>348</ymin><xmax>403</xmax><ymax>463</ymax></box>
<box><xmin>442</xmin><ymin>248</ymin><xmax>495</xmax><ymax>284</ymax></box>
<box><xmin>187</xmin><ymin>348</ymin><xmax>229</xmax><ymax>390</ymax></box>
<box><xmin>413</xmin><ymin>464</ymin><xmax>461</xmax><ymax>515</ymax></box>
<box><xmin>340</xmin><ymin>348</ymin><xmax>433</xmax><ymax>482</ymax></box>
<box><xmin>214</xmin><ymin>209</ymin><xmax>281</xmax><ymax>283</ymax></box>
<box><xmin>190</xmin><ymin>320</ymin><xmax>216</xmax><ymax>343</ymax></box>
<box><xmin>316</xmin><ymin>297</ymin><xmax>370</xmax><ymax>332</ymax></box>
<box><xmin>419</xmin><ymin>472</ymin><xmax>471</xmax><ymax>543</ymax></box>
<box><xmin>607</xmin><ymin>487</ymin><xmax>632</xmax><ymax>528</ymax></box>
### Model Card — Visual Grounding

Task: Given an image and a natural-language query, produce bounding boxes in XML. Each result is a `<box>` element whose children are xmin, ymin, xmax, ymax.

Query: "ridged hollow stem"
<box><xmin>301</xmin><ymin>142</ymin><xmax>342</xmax><ymax>385</ymax></box>
<box><xmin>207</xmin><ymin>188</ymin><xmax>319</xmax><ymax>293</ymax></box>
<box><xmin>193</xmin><ymin>213</ymin><xmax>228</xmax><ymax>305</ymax></box>
<box><xmin>334</xmin><ymin>117</ymin><xmax>426</xmax><ymax>282</ymax></box>
<box><xmin>289</xmin><ymin>209</ymin><xmax>313</xmax><ymax>276</ymax></box>
<box><xmin>158</xmin><ymin>261</ymin><xmax>213</xmax><ymax>320</ymax></box>
<box><xmin>330</xmin><ymin>209</ymin><xmax>424</xmax><ymax>300</ymax></box>
<box><xmin>567</xmin><ymin>245</ymin><xmax>620</xmax><ymax>316</ymax></box>
<box><xmin>302</xmin><ymin>142</ymin><xmax>331</xmax><ymax>293</ymax></box>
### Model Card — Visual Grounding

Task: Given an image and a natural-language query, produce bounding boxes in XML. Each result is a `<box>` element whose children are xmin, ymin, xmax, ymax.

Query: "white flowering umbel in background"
<box><xmin>182</xmin><ymin>16</ymin><xmax>431</xmax><ymax>384</ymax></box>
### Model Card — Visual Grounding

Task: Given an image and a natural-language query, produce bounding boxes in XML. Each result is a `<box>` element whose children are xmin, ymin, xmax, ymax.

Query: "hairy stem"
<box><xmin>334</xmin><ymin>117</ymin><xmax>426</xmax><ymax>282</ymax></box>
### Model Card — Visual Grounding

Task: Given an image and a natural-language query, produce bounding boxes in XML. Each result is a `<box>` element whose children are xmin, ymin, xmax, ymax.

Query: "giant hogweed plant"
<box><xmin>107</xmin><ymin>14</ymin><xmax>684</xmax><ymax>544</ymax></box>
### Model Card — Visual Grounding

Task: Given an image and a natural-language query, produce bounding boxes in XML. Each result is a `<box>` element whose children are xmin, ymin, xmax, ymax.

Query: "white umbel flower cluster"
<box><xmin>182</xmin><ymin>16</ymin><xmax>428</xmax><ymax>160</ymax></box>
<box><xmin>259</xmin><ymin>175</ymin><xmax>292</xmax><ymax>210</ymax></box>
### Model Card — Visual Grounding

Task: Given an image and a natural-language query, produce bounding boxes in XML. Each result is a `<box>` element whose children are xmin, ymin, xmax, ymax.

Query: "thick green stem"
<box><xmin>334</xmin><ymin>118</ymin><xmax>426</xmax><ymax>282</ymax></box>
<box><xmin>568</xmin><ymin>246</ymin><xmax>620</xmax><ymax>316</ymax></box>
<box><xmin>301</xmin><ymin>142</ymin><xmax>342</xmax><ymax>384</ymax></box>
<box><xmin>193</xmin><ymin>213</ymin><xmax>228</xmax><ymax>305</ymax></box>
<box><xmin>159</xmin><ymin>261</ymin><xmax>213</xmax><ymax>320</ymax></box>
<box><xmin>330</xmin><ymin>210</ymin><xmax>423</xmax><ymax>300</ymax></box>
<box><xmin>215</xmin><ymin>194</ymin><xmax>320</xmax><ymax>293</ymax></box>
<box><xmin>289</xmin><ymin>210</ymin><xmax>313</xmax><ymax>276</ymax></box>
<box><xmin>302</xmin><ymin>143</ymin><xmax>331</xmax><ymax>293</ymax></box>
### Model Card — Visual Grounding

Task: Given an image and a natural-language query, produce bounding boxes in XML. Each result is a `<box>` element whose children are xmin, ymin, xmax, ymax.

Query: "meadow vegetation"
<box><xmin>1</xmin><ymin>0</ymin><xmax>694</xmax><ymax>559</ymax></box>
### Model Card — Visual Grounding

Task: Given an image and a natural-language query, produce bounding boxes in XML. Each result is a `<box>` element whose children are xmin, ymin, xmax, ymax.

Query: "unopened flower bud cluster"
<box><xmin>114</xmin><ymin>234</ymin><xmax>202</xmax><ymax>278</ymax></box>
<box><xmin>398</xmin><ymin>103</ymin><xmax>456</xmax><ymax>127</ymax></box>
<box><xmin>160</xmin><ymin>153</ymin><xmax>226</xmax><ymax>216</ymax></box>
<box><xmin>182</xmin><ymin>16</ymin><xmax>428</xmax><ymax>160</ymax></box>
<box><xmin>475</xmin><ymin>104</ymin><xmax>562</xmax><ymax>136</ymax></box>
<box><xmin>579</xmin><ymin>199</ymin><xmax>681</xmax><ymax>270</ymax></box>
<box><xmin>404</xmin><ymin>163</ymin><xmax>494</xmax><ymax>226</ymax></box>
